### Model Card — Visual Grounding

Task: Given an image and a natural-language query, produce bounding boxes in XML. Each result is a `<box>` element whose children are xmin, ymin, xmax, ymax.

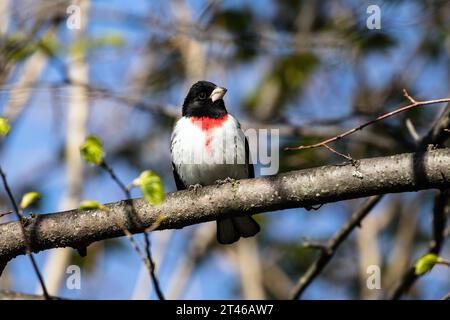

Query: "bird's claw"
<box><xmin>188</xmin><ymin>184</ymin><xmax>203</xmax><ymax>192</ymax></box>
<box><xmin>215</xmin><ymin>177</ymin><xmax>236</xmax><ymax>185</ymax></box>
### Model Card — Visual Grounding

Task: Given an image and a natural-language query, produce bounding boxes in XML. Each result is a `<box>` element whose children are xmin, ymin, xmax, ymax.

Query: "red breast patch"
<box><xmin>190</xmin><ymin>115</ymin><xmax>228</xmax><ymax>154</ymax></box>
<box><xmin>190</xmin><ymin>114</ymin><xmax>228</xmax><ymax>131</ymax></box>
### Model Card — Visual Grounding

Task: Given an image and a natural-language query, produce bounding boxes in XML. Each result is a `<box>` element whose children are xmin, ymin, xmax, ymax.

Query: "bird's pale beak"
<box><xmin>210</xmin><ymin>87</ymin><xmax>227</xmax><ymax>102</ymax></box>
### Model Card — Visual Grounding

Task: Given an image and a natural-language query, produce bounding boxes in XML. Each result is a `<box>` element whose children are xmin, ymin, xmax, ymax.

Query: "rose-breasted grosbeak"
<box><xmin>171</xmin><ymin>81</ymin><xmax>260</xmax><ymax>244</ymax></box>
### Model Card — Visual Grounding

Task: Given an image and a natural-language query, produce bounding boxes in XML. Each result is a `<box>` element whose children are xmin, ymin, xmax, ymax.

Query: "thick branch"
<box><xmin>291</xmin><ymin>104</ymin><xmax>450</xmax><ymax>299</ymax></box>
<box><xmin>1</xmin><ymin>149</ymin><xmax>450</xmax><ymax>262</ymax></box>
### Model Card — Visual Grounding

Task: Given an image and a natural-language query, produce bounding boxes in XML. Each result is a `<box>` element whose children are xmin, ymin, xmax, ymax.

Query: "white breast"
<box><xmin>171</xmin><ymin>115</ymin><xmax>249</xmax><ymax>187</ymax></box>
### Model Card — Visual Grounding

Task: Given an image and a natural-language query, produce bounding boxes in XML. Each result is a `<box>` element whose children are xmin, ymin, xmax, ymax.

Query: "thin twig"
<box><xmin>291</xmin><ymin>101</ymin><xmax>449</xmax><ymax>299</ymax></box>
<box><xmin>285</xmin><ymin>90</ymin><xmax>450</xmax><ymax>153</ymax></box>
<box><xmin>405</xmin><ymin>118</ymin><xmax>420</xmax><ymax>143</ymax></box>
<box><xmin>386</xmin><ymin>105</ymin><xmax>450</xmax><ymax>299</ymax></box>
<box><xmin>142</xmin><ymin>234</ymin><xmax>165</xmax><ymax>300</ymax></box>
<box><xmin>100</xmin><ymin>162</ymin><xmax>129</xmax><ymax>196</ymax></box>
<box><xmin>302</xmin><ymin>236</ymin><xmax>329</xmax><ymax>253</ymax></box>
<box><xmin>101</xmin><ymin>160</ymin><xmax>165</xmax><ymax>300</ymax></box>
<box><xmin>166</xmin><ymin>224</ymin><xmax>216</xmax><ymax>299</ymax></box>
<box><xmin>0</xmin><ymin>210</ymin><xmax>12</xmax><ymax>218</ymax></box>
<box><xmin>290</xmin><ymin>195</ymin><xmax>383</xmax><ymax>299</ymax></box>
<box><xmin>445</xmin><ymin>226</ymin><xmax>450</xmax><ymax>239</ymax></box>
<box><xmin>0</xmin><ymin>167</ymin><xmax>50</xmax><ymax>300</ymax></box>
<box><xmin>121</xmin><ymin>227</ymin><xmax>164</xmax><ymax>300</ymax></box>
<box><xmin>122</xmin><ymin>229</ymin><xmax>149</xmax><ymax>266</ymax></box>
<box><xmin>0</xmin><ymin>290</ymin><xmax>65</xmax><ymax>300</ymax></box>
<box><xmin>389</xmin><ymin>190</ymin><xmax>449</xmax><ymax>299</ymax></box>
<box><xmin>323</xmin><ymin>144</ymin><xmax>353</xmax><ymax>161</ymax></box>
<box><xmin>436</xmin><ymin>257</ymin><xmax>450</xmax><ymax>267</ymax></box>
<box><xmin>295</xmin><ymin>104</ymin><xmax>450</xmax><ymax>299</ymax></box>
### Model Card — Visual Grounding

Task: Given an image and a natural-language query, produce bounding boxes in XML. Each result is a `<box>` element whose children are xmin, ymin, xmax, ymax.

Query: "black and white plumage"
<box><xmin>171</xmin><ymin>81</ymin><xmax>260</xmax><ymax>244</ymax></box>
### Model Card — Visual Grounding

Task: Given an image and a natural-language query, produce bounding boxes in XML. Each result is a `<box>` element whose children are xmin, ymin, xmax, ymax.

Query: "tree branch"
<box><xmin>0</xmin><ymin>290</ymin><xmax>64</xmax><ymax>300</ymax></box>
<box><xmin>290</xmin><ymin>195</ymin><xmax>383</xmax><ymax>299</ymax></box>
<box><xmin>1</xmin><ymin>148</ymin><xmax>450</xmax><ymax>264</ymax></box>
<box><xmin>285</xmin><ymin>90</ymin><xmax>450</xmax><ymax>155</ymax></box>
<box><xmin>389</xmin><ymin>189</ymin><xmax>449</xmax><ymax>299</ymax></box>
<box><xmin>388</xmin><ymin>105</ymin><xmax>450</xmax><ymax>299</ymax></box>
<box><xmin>0</xmin><ymin>167</ymin><xmax>50</xmax><ymax>299</ymax></box>
<box><xmin>290</xmin><ymin>104</ymin><xmax>450</xmax><ymax>299</ymax></box>
<box><xmin>100</xmin><ymin>160</ymin><xmax>165</xmax><ymax>300</ymax></box>
<box><xmin>419</xmin><ymin>106</ymin><xmax>450</xmax><ymax>149</ymax></box>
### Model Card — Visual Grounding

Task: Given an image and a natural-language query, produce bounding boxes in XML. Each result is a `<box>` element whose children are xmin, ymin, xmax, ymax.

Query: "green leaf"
<box><xmin>0</xmin><ymin>117</ymin><xmax>11</xmax><ymax>136</ymax></box>
<box><xmin>133</xmin><ymin>170</ymin><xmax>165</xmax><ymax>205</ymax></box>
<box><xmin>68</xmin><ymin>39</ymin><xmax>88</xmax><ymax>58</ymax></box>
<box><xmin>79</xmin><ymin>200</ymin><xmax>106</xmax><ymax>211</ymax></box>
<box><xmin>80</xmin><ymin>135</ymin><xmax>104</xmax><ymax>165</ymax></box>
<box><xmin>68</xmin><ymin>33</ymin><xmax>125</xmax><ymax>58</ymax></box>
<box><xmin>3</xmin><ymin>33</ymin><xmax>38</xmax><ymax>62</ymax></box>
<box><xmin>415</xmin><ymin>253</ymin><xmax>438</xmax><ymax>275</ymax></box>
<box><xmin>20</xmin><ymin>192</ymin><xmax>41</xmax><ymax>209</ymax></box>
<box><xmin>95</xmin><ymin>33</ymin><xmax>125</xmax><ymax>47</ymax></box>
<box><xmin>37</xmin><ymin>33</ymin><xmax>60</xmax><ymax>57</ymax></box>
<box><xmin>245</xmin><ymin>52</ymin><xmax>319</xmax><ymax>116</ymax></box>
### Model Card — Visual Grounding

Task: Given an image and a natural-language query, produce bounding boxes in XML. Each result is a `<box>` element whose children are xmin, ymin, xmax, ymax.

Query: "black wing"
<box><xmin>172</xmin><ymin>162</ymin><xmax>187</xmax><ymax>190</ymax></box>
<box><xmin>245</xmin><ymin>136</ymin><xmax>255</xmax><ymax>179</ymax></box>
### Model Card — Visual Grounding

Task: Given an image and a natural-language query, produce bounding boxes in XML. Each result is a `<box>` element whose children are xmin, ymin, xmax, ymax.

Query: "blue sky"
<box><xmin>0</xmin><ymin>0</ymin><xmax>449</xmax><ymax>299</ymax></box>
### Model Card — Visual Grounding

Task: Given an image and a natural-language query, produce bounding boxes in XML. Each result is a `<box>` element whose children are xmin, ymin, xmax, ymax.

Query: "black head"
<box><xmin>182</xmin><ymin>81</ymin><xmax>228</xmax><ymax>118</ymax></box>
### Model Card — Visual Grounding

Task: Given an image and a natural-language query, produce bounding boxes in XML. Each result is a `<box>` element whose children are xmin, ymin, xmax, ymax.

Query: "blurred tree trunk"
<box><xmin>166</xmin><ymin>224</ymin><xmax>216</xmax><ymax>299</ymax></box>
<box><xmin>0</xmin><ymin>0</ymin><xmax>53</xmax><ymax>293</ymax></box>
<box><xmin>383</xmin><ymin>197</ymin><xmax>420</xmax><ymax>292</ymax></box>
<box><xmin>3</xmin><ymin>29</ymin><xmax>55</xmax><ymax>123</ymax></box>
<box><xmin>0</xmin><ymin>1</ymin><xmax>9</xmax><ymax>36</ymax></box>
<box><xmin>0</xmin><ymin>0</ymin><xmax>12</xmax><ymax>293</ymax></box>
<box><xmin>356</xmin><ymin>198</ymin><xmax>397</xmax><ymax>299</ymax></box>
<box><xmin>237</xmin><ymin>238</ymin><xmax>265</xmax><ymax>299</ymax></box>
<box><xmin>37</xmin><ymin>0</ymin><xmax>91</xmax><ymax>296</ymax></box>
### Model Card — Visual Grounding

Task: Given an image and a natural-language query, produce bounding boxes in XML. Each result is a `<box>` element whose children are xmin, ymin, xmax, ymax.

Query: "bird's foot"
<box><xmin>188</xmin><ymin>184</ymin><xmax>203</xmax><ymax>192</ymax></box>
<box><xmin>215</xmin><ymin>177</ymin><xmax>236</xmax><ymax>185</ymax></box>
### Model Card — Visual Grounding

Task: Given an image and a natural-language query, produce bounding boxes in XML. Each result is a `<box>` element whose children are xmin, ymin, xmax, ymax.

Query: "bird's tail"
<box><xmin>216</xmin><ymin>216</ymin><xmax>260</xmax><ymax>244</ymax></box>
<box><xmin>76</xmin><ymin>246</ymin><xmax>87</xmax><ymax>257</ymax></box>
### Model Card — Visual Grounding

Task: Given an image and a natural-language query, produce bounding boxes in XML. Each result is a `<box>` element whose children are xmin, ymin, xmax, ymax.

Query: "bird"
<box><xmin>171</xmin><ymin>80</ymin><xmax>260</xmax><ymax>244</ymax></box>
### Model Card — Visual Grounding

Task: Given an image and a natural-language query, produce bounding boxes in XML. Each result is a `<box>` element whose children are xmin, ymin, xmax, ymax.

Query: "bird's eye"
<box><xmin>198</xmin><ymin>92</ymin><xmax>207</xmax><ymax>100</ymax></box>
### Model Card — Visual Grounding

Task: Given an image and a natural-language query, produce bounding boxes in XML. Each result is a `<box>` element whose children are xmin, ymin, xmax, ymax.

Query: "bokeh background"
<box><xmin>0</xmin><ymin>0</ymin><xmax>449</xmax><ymax>299</ymax></box>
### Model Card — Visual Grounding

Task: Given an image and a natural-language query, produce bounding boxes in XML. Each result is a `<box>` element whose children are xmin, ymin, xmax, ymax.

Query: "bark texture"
<box><xmin>0</xmin><ymin>148</ymin><xmax>449</xmax><ymax>263</ymax></box>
